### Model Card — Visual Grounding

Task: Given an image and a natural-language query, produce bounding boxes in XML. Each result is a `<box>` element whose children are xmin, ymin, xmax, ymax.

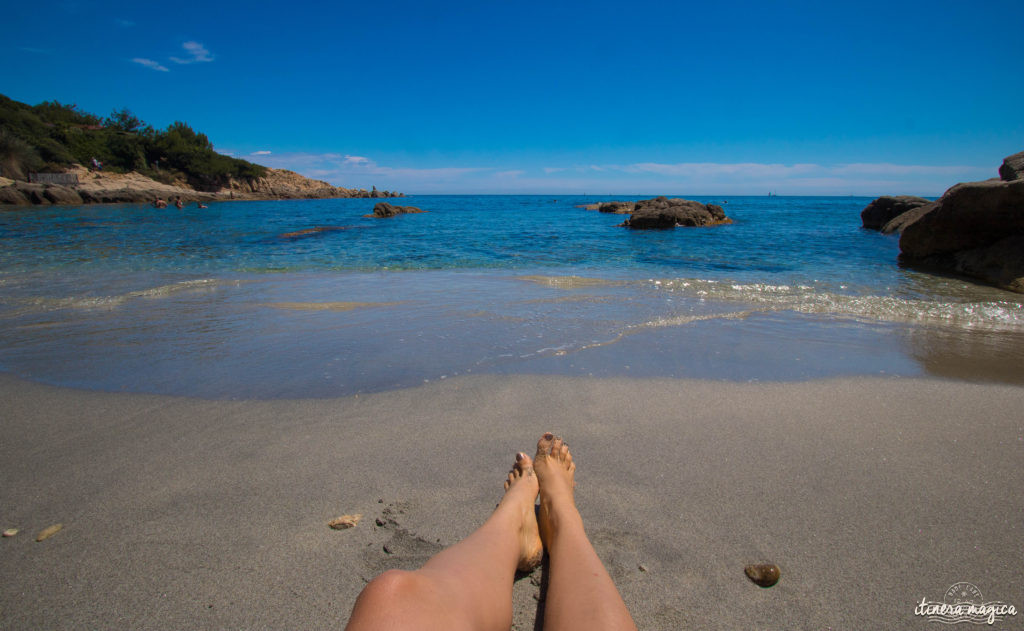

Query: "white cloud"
<box><xmin>132</xmin><ymin>57</ymin><xmax>169</xmax><ymax>72</ymax></box>
<box><xmin>214</xmin><ymin>151</ymin><xmax>993</xmax><ymax>195</ymax></box>
<box><xmin>251</xmin><ymin>150</ymin><xmax>272</xmax><ymax>155</ymax></box>
<box><xmin>171</xmin><ymin>41</ymin><xmax>213</xmax><ymax>64</ymax></box>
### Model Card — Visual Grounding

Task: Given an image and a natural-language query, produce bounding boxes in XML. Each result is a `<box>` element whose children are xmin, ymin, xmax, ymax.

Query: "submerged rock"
<box><xmin>744</xmin><ymin>563</ymin><xmax>780</xmax><ymax>587</ymax></box>
<box><xmin>278</xmin><ymin>226</ymin><xmax>351</xmax><ymax>240</ymax></box>
<box><xmin>860</xmin><ymin>195</ymin><xmax>931</xmax><ymax>231</ymax></box>
<box><xmin>619</xmin><ymin>196</ymin><xmax>731</xmax><ymax>229</ymax></box>
<box><xmin>367</xmin><ymin>202</ymin><xmax>425</xmax><ymax>218</ymax></box>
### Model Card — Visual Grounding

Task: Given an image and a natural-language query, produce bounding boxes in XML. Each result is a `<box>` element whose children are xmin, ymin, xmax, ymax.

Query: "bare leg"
<box><xmin>345</xmin><ymin>452</ymin><xmax>543</xmax><ymax>631</ymax></box>
<box><xmin>535</xmin><ymin>433</ymin><xmax>637</xmax><ymax>631</ymax></box>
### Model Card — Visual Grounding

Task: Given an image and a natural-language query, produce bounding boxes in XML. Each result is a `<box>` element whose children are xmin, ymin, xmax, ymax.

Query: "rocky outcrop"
<box><xmin>998</xmin><ymin>150</ymin><xmax>1024</xmax><ymax>182</ymax></box>
<box><xmin>225</xmin><ymin>168</ymin><xmax>398</xmax><ymax>200</ymax></box>
<box><xmin>0</xmin><ymin>181</ymin><xmax>84</xmax><ymax>205</ymax></box>
<box><xmin>880</xmin><ymin>201</ymin><xmax>937</xmax><ymax>234</ymax></box>
<box><xmin>860</xmin><ymin>195</ymin><xmax>931</xmax><ymax>231</ymax></box>
<box><xmin>366</xmin><ymin>202</ymin><xmax>425</xmax><ymax>218</ymax></box>
<box><xmin>899</xmin><ymin>172</ymin><xmax>1024</xmax><ymax>293</ymax></box>
<box><xmin>619</xmin><ymin>196</ymin><xmax>731</xmax><ymax>229</ymax></box>
<box><xmin>0</xmin><ymin>164</ymin><xmax>403</xmax><ymax>206</ymax></box>
<box><xmin>575</xmin><ymin>200</ymin><xmax>635</xmax><ymax>213</ymax></box>
<box><xmin>598</xmin><ymin>201</ymin><xmax>636</xmax><ymax>214</ymax></box>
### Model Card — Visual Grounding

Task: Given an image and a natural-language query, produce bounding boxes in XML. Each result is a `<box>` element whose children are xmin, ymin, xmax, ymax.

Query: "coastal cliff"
<box><xmin>0</xmin><ymin>164</ymin><xmax>402</xmax><ymax>206</ymax></box>
<box><xmin>0</xmin><ymin>93</ymin><xmax>401</xmax><ymax>205</ymax></box>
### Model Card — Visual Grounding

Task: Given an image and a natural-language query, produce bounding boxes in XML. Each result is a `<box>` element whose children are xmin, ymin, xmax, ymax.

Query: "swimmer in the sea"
<box><xmin>345</xmin><ymin>433</ymin><xmax>637</xmax><ymax>631</ymax></box>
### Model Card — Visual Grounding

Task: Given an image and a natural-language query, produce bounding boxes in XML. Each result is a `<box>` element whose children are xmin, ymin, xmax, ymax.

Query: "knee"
<box><xmin>358</xmin><ymin>569</ymin><xmax>431</xmax><ymax>605</ymax></box>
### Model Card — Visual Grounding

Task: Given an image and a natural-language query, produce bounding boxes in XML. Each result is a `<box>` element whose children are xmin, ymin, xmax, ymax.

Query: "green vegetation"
<box><xmin>0</xmin><ymin>93</ymin><xmax>266</xmax><ymax>188</ymax></box>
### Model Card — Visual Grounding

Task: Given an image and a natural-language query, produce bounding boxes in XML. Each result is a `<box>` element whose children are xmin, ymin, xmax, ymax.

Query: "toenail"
<box><xmin>516</xmin><ymin>452</ymin><xmax>525</xmax><ymax>461</ymax></box>
<box><xmin>543</xmin><ymin>433</ymin><xmax>553</xmax><ymax>440</ymax></box>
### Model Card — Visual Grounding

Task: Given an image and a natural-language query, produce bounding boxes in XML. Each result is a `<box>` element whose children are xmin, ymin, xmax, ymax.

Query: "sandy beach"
<box><xmin>1</xmin><ymin>373</ymin><xmax>1021</xmax><ymax>629</ymax></box>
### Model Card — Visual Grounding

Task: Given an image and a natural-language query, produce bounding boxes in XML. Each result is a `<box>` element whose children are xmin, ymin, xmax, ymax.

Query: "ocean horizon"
<box><xmin>2</xmin><ymin>194</ymin><xmax>1022</xmax><ymax>398</ymax></box>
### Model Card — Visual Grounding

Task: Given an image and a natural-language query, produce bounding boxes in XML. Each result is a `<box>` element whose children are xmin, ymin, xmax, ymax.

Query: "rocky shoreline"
<box><xmin>861</xmin><ymin>150</ymin><xmax>1024</xmax><ymax>294</ymax></box>
<box><xmin>0</xmin><ymin>164</ymin><xmax>402</xmax><ymax>206</ymax></box>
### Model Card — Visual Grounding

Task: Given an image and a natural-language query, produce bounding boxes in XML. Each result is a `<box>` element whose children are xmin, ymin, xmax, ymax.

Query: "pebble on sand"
<box><xmin>3</xmin><ymin>528</ymin><xmax>18</xmax><ymax>537</ymax></box>
<box><xmin>744</xmin><ymin>563</ymin><xmax>781</xmax><ymax>587</ymax></box>
<box><xmin>36</xmin><ymin>524</ymin><xmax>63</xmax><ymax>542</ymax></box>
<box><xmin>328</xmin><ymin>514</ymin><xmax>362</xmax><ymax>530</ymax></box>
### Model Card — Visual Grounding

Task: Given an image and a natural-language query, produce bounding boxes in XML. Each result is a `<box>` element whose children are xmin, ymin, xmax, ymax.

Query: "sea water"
<box><xmin>1</xmin><ymin>195</ymin><xmax>1021</xmax><ymax>398</ymax></box>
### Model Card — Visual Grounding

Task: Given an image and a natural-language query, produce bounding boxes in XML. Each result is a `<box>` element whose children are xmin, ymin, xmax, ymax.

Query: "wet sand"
<box><xmin>1</xmin><ymin>373</ymin><xmax>1022</xmax><ymax>629</ymax></box>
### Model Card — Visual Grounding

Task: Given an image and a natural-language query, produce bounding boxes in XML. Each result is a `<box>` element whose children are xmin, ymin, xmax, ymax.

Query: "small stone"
<box><xmin>328</xmin><ymin>514</ymin><xmax>362</xmax><ymax>530</ymax></box>
<box><xmin>744</xmin><ymin>563</ymin><xmax>780</xmax><ymax>587</ymax></box>
<box><xmin>36</xmin><ymin>524</ymin><xmax>63</xmax><ymax>542</ymax></box>
<box><xmin>3</xmin><ymin>529</ymin><xmax>17</xmax><ymax>537</ymax></box>
<box><xmin>375</xmin><ymin>518</ymin><xmax>385</xmax><ymax>527</ymax></box>
<box><xmin>378</xmin><ymin>499</ymin><xmax>384</xmax><ymax>503</ymax></box>
<box><xmin>383</xmin><ymin>543</ymin><xmax>392</xmax><ymax>554</ymax></box>
<box><xmin>638</xmin><ymin>564</ymin><xmax>648</xmax><ymax>572</ymax></box>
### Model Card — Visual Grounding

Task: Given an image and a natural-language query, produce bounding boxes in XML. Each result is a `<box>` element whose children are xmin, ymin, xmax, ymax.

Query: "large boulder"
<box><xmin>42</xmin><ymin>184</ymin><xmax>83</xmax><ymax>205</ymax></box>
<box><xmin>367</xmin><ymin>202</ymin><xmax>425</xmax><ymax>218</ymax></box>
<box><xmin>0</xmin><ymin>185</ymin><xmax>30</xmax><ymax>205</ymax></box>
<box><xmin>880</xmin><ymin>201</ymin><xmax>937</xmax><ymax>234</ymax></box>
<box><xmin>860</xmin><ymin>195</ymin><xmax>931</xmax><ymax>230</ymax></box>
<box><xmin>598</xmin><ymin>201</ymin><xmax>635</xmax><ymax>214</ymax></box>
<box><xmin>619</xmin><ymin>196</ymin><xmax>731</xmax><ymax>229</ymax></box>
<box><xmin>998</xmin><ymin>150</ymin><xmax>1024</xmax><ymax>182</ymax></box>
<box><xmin>899</xmin><ymin>177</ymin><xmax>1024</xmax><ymax>293</ymax></box>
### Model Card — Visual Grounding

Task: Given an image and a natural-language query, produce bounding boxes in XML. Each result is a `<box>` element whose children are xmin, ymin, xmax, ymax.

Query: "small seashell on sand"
<box><xmin>744</xmin><ymin>563</ymin><xmax>780</xmax><ymax>587</ymax></box>
<box><xmin>328</xmin><ymin>514</ymin><xmax>362</xmax><ymax>530</ymax></box>
<box><xmin>36</xmin><ymin>524</ymin><xmax>63</xmax><ymax>542</ymax></box>
<box><xmin>3</xmin><ymin>528</ymin><xmax>18</xmax><ymax>537</ymax></box>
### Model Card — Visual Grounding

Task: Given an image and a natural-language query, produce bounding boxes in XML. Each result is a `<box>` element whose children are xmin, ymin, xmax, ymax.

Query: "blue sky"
<box><xmin>4</xmin><ymin>0</ymin><xmax>1023</xmax><ymax>195</ymax></box>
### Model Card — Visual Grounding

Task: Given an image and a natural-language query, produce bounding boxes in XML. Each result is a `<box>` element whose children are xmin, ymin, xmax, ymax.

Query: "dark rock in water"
<box><xmin>367</xmin><ymin>202</ymin><xmax>425</xmax><ymax>218</ymax></box>
<box><xmin>899</xmin><ymin>176</ymin><xmax>1024</xmax><ymax>293</ymax></box>
<box><xmin>999</xmin><ymin>150</ymin><xmax>1024</xmax><ymax>181</ymax></box>
<box><xmin>901</xmin><ymin>179</ymin><xmax>1024</xmax><ymax>258</ymax></box>
<box><xmin>619</xmin><ymin>196</ymin><xmax>731</xmax><ymax>229</ymax></box>
<box><xmin>278</xmin><ymin>225</ymin><xmax>351</xmax><ymax>240</ymax></box>
<box><xmin>598</xmin><ymin>201</ymin><xmax>636</xmax><ymax>214</ymax></box>
<box><xmin>860</xmin><ymin>195</ymin><xmax>931</xmax><ymax>231</ymax></box>
<box><xmin>744</xmin><ymin>563</ymin><xmax>780</xmax><ymax>587</ymax></box>
<box><xmin>881</xmin><ymin>201</ymin><xmax>937</xmax><ymax>234</ymax></box>
<box><xmin>42</xmin><ymin>184</ymin><xmax>83</xmax><ymax>205</ymax></box>
<box><xmin>0</xmin><ymin>185</ymin><xmax>30</xmax><ymax>205</ymax></box>
<box><xmin>947</xmin><ymin>235</ymin><xmax>1024</xmax><ymax>294</ymax></box>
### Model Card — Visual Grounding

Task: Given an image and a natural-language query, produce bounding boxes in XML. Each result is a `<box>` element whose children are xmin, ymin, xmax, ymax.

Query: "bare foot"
<box><xmin>500</xmin><ymin>452</ymin><xmax>543</xmax><ymax>571</ymax></box>
<box><xmin>534</xmin><ymin>433</ymin><xmax>578</xmax><ymax>548</ymax></box>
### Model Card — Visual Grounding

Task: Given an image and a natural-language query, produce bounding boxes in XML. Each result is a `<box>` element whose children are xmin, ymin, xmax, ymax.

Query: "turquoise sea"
<box><xmin>1</xmin><ymin>195</ymin><xmax>1022</xmax><ymax>398</ymax></box>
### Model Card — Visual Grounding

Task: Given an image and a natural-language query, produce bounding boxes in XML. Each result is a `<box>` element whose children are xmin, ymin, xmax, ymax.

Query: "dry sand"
<box><xmin>1</xmin><ymin>374</ymin><xmax>1022</xmax><ymax>630</ymax></box>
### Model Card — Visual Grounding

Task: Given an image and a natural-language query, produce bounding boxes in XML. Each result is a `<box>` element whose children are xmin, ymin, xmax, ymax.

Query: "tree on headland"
<box><xmin>0</xmin><ymin>93</ymin><xmax>266</xmax><ymax>186</ymax></box>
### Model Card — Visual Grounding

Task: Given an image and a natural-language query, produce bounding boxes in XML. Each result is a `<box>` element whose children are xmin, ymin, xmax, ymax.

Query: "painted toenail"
<box><xmin>543</xmin><ymin>433</ymin><xmax>553</xmax><ymax>440</ymax></box>
<box><xmin>516</xmin><ymin>452</ymin><xmax>525</xmax><ymax>461</ymax></box>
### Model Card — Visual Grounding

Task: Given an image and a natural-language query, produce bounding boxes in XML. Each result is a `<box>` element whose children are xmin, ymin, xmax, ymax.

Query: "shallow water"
<box><xmin>1</xmin><ymin>195</ymin><xmax>1022</xmax><ymax>398</ymax></box>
